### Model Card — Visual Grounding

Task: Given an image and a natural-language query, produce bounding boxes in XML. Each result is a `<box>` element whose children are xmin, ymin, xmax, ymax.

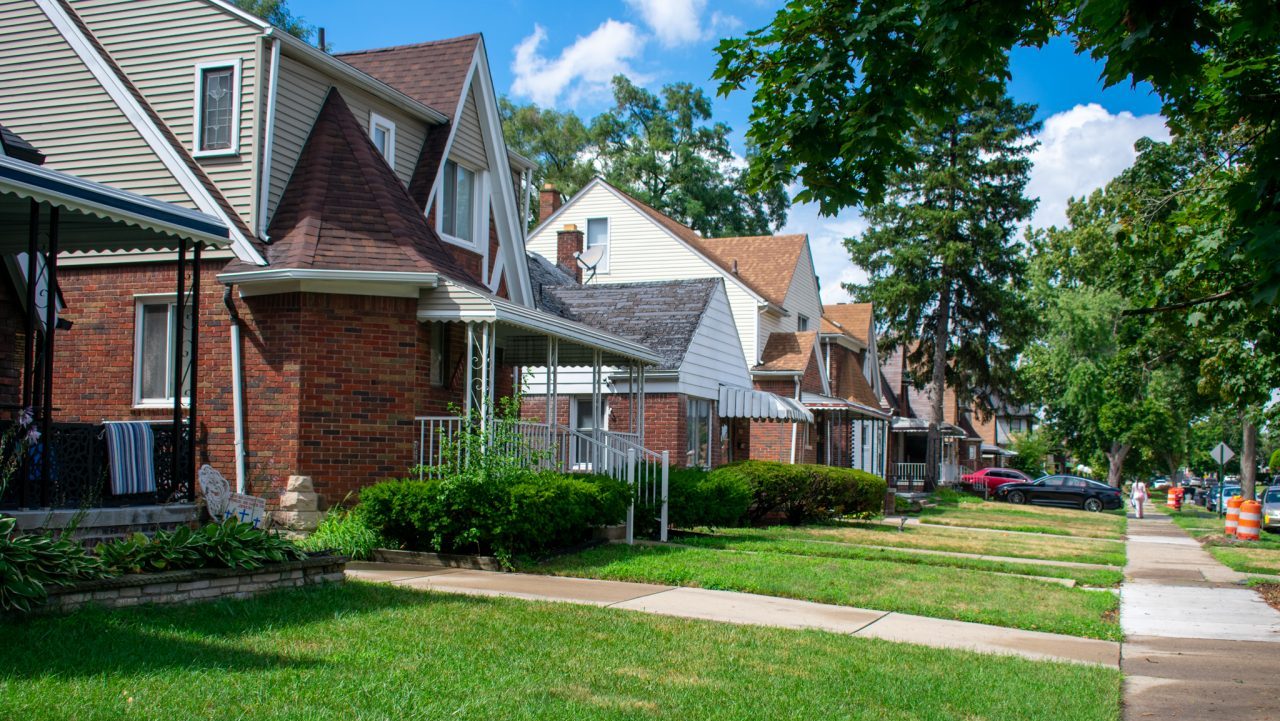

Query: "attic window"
<box><xmin>442</xmin><ymin>160</ymin><xmax>477</xmax><ymax>243</ymax></box>
<box><xmin>194</xmin><ymin>61</ymin><xmax>240</xmax><ymax>156</ymax></box>
<box><xmin>797</xmin><ymin>314</ymin><xmax>810</xmax><ymax>331</ymax></box>
<box><xmin>370</xmin><ymin>112</ymin><xmax>396</xmax><ymax>164</ymax></box>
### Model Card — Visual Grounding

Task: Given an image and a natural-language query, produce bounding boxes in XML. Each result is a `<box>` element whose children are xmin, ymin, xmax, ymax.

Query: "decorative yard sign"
<box><xmin>197</xmin><ymin>464</ymin><xmax>267</xmax><ymax>528</ymax></box>
<box><xmin>223</xmin><ymin>493</ymin><xmax>267</xmax><ymax>528</ymax></box>
<box><xmin>1210</xmin><ymin>443</ymin><xmax>1234</xmax><ymax>466</ymax></box>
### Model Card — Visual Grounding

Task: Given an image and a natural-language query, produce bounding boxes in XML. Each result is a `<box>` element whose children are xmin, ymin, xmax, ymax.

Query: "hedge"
<box><xmin>708</xmin><ymin>461</ymin><xmax>886</xmax><ymax>524</ymax></box>
<box><xmin>359</xmin><ymin>471</ymin><xmax>629</xmax><ymax>560</ymax></box>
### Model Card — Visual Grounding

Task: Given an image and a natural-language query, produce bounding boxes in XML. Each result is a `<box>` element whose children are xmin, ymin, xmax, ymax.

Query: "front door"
<box><xmin>571</xmin><ymin>398</ymin><xmax>600</xmax><ymax>469</ymax></box>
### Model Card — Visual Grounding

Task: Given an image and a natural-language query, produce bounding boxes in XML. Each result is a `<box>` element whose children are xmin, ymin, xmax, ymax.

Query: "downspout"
<box><xmin>223</xmin><ymin>286</ymin><xmax>247</xmax><ymax>493</ymax></box>
<box><xmin>257</xmin><ymin>32</ymin><xmax>281</xmax><ymax>240</ymax></box>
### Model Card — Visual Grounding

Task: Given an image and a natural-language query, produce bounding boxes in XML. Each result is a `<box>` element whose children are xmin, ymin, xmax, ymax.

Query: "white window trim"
<box><xmin>133</xmin><ymin>294</ymin><xmax>191</xmax><ymax>409</ymax></box>
<box><xmin>369</xmin><ymin>111</ymin><xmax>397</xmax><ymax>165</ymax></box>
<box><xmin>192</xmin><ymin>59</ymin><xmax>242</xmax><ymax>158</ymax></box>
<box><xmin>585</xmin><ymin>217</ymin><xmax>611</xmax><ymax>274</ymax></box>
<box><xmin>435</xmin><ymin>161</ymin><xmax>488</xmax><ymax>251</ymax></box>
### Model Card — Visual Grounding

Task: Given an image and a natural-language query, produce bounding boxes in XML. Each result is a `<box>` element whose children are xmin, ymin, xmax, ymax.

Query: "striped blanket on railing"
<box><xmin>103</xmin><ymin>421</ymin><xmax>157</xmax><ymax>496</ymax></box>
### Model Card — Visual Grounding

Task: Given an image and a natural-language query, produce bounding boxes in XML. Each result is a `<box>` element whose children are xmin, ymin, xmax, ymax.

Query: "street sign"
<box><xmin>1210</xmin><ymin>443</ymin><xmax>1234</xmax><ymax>465</ymax></box>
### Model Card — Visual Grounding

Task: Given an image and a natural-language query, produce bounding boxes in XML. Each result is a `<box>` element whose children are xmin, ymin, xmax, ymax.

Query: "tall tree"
<box><xmin>846</xmin><ymin>95</ymin><xmax>1038</xmax><ymax>483</ymax></box>
<box><xmin>499</xmin><ymin>98</ymin><xmax>595</xmax><ymax>226</ymax></box>
<box><xmin>234</xmin><ymin>0</ymin><xmax>322</xmax><ymax>46</ymax></box>
<box><xmin>715</xmin><ymin>1</ymin><xmax>1280</xmax><ymax>304</ymax></box>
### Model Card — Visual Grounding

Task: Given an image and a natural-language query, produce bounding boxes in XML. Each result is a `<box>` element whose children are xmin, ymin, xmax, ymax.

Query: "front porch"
<box><xmin>887</xmin><ymin>418</ymin><xmax>970</xmax><ymax>492</ymax></box>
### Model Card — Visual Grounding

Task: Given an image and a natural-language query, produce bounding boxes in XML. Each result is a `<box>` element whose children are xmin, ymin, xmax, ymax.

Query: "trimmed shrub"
<box><xmin>359</xmin><ymin>471</ymin><xmax>629</xmax><ymax>561</ymax></box>
<box><xmin>666</xmin><ymin>467</ymin><xmax>753</xmax><ymax>529</ymax></box>
<box><xmin>709</xmin><ymin>461</ymin><xmax>887</xmax><ymax>524</ymax></box>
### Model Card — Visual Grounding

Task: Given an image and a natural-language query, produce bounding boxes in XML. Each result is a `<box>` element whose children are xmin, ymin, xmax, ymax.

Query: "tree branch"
<box><xmin>1121</xmin><ymin>283</ymin><xmax>1254</xmax><ymax>317</ymax></box>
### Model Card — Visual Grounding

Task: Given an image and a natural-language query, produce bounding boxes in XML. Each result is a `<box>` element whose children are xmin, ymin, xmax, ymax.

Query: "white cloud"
<box><xmin>511</xmin><ymin>21</ymin><xmax>647</xmax><ymax>107</ymax></box>
<box><xmin>625</xmin><ymin>0</ymin><xmax>706</xmax><ymax>47</ymax></box>
<box><xmin>1026</xmin><ymin>103</ymin><xmax>1170</xmax><ymax>229</ymax></box>
<box><xmin>781</xmin><ymin>198</ymin><xmax>869</xmax><ymax>304</ymax></box>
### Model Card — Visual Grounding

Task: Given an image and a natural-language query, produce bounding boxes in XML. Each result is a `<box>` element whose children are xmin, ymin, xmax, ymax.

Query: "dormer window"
<box><xmin>193</xmin><ymin>61</ymin><xmax>240</xmax><ymax>156</ymax></box>
<box><xmin>369</xmin><ymin>112</ymin><xmax>396</xmax><ymax>164</ymax></box>
<box><xmin>797</xmin><ymin>314</ymin><xmax>810</xmax><ymax>331</ymax></box>
<box><xmin>442</xmin><ymin>160</ymin><xmax>477</xmax><ymax>243</ymax></box>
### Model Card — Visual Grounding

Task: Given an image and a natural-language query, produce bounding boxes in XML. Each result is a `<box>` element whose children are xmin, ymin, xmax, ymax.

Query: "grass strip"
<box><xmin>917</xmin><ymin>502</ymin><xmax>1126</xmax><ymax>540</ymax></box>
<box><xmin>0</xmin><ymin>581</ymin><xmax>1121</xmax><ymax>721</ymax></box>
<box><xmin>533</xmin><ymin>544</ymin><xmax>1121</xmax><ymax>640</ymax></box>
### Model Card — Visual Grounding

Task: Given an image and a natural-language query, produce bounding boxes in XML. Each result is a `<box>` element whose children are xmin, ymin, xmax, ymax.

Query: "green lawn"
<box><xmin>1151</xmin><ymin>506</ymin><xmax>1280</xmax><ymax>573</ymax></box>
<box><xmin>0</xmin><ymin>582</ymin><xmax>1121</xmax><ymax>721</ymax></box>
<box><xmin>1208</xmin><ymin>546</ymin><xmax>1280</xmax><ymax>576</ymax></box>
<box><xmin>917</xmin><ymin>500</ymin><xmax>1127</xmax><ymax>539</ymax></box>
<box><xmin>673</xmin><ymin>530</ymin><xmax>1123</xmax><ymax>587</ymax></box>
<box><xmin>687</xmin><ymin>521</ymin><xmax>1126</xmax><ymax>566</ymax></box>
<box><xmin>531</xmin><ymin>543</ymin><xmax>1121</xmax><ymax>640</ymax></box>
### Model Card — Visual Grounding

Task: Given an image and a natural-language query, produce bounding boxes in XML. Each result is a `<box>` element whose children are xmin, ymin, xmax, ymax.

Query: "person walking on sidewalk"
<box><xmin>1130</xmin><ymin>480</ymin><xmax>1149</xmax><ymax>519</ymax></box>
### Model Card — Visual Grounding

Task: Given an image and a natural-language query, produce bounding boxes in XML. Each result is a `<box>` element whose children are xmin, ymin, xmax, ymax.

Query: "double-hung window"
<box><xmin>370</xmin><ymin>112</ymin><xmax>396</xmax><ymax>164</ymax></box>
<box><xmin>442</xmin><ymin>160</ymin><xmax>477</xmax><ymax>243</ymax></box>
<box><xmin>586</xmin><ymin>217</ymin><xmax>610</xmax><ymax>273</ymax></box>
<box><xmin>194</xmin><ymin>61</ymin><xmax>239</xmax><ymax>155</ymax></box>
<box><xmin>797</xmin><ymin>314</ymin><xmax>810</xmax><ymax>331</ymax></box>
<box><xmin>134</xmin><ymin>297</ymin><xmax>193</xmax><ymax>406</ymax></box>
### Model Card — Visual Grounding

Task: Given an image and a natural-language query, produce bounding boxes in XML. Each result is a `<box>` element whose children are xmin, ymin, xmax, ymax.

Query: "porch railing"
<box><xmin>413</xmin><ymin>416</ymin><xmax>669</xmax><ymax>542</ymax></box>
<box><xmin>0</xmin><ymin>419</ymin><xmax>193</xmax><ymax>509</ymax></box>
<box><xmin>888</xmin><ymin>462</ymin><xmax>929</xmax><ymax>493</ymax></box>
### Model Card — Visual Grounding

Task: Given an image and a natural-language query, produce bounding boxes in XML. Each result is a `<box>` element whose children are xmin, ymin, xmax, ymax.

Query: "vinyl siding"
<box><xmin>70</xmin><ymin>0</ymin><xmax>260</xmax><ymax>227</ymax></box>
<box><xmin>782</xmin><ymin>247</ymin><xmax>823</xmax><ymax>332</ymax></box>
<box><xmin>526</xmin><ymin>183</ymin><xmax>763</xmax><ymax>368</ymax></box>
<box><xmin>268</xmin><ymin>53</ymin><xmax>428</xmax><ymax>222</ymax></box>
<box><xmin>756</xmin><ymin>311</ymin><xmax>782</xmax><ymax>367</ymax></box>
<box><xmin>0</xmin><ymin>0</ymin><xmax>193</xmax><ymax>206</ymax></box>
<box><xmin>678</xmin><ymin>282</ymin><xmax>751</xmax><ymax>398</ymax></box>
<box><xmin>449</xmin><ymin>81</ymin><xmax>487</xmax><ymax>171</ymax></box>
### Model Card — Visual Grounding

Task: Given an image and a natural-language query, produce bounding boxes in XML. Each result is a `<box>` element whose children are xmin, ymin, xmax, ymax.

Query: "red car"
<box><xmin>962</xmin><ymin>467</ymin><xmax>1032</xmax><ymax>494</ymax></box>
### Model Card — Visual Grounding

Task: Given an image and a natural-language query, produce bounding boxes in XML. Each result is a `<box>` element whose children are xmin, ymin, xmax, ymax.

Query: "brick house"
<box><xmin>526</xmin><ymin>178</ymin><xmax>888</xmax><ymax>472</ymax></box>
<box><xmin>0</xmin><ymin>0</ymin><xmax>659</xmax><ymax>528</ymax></box>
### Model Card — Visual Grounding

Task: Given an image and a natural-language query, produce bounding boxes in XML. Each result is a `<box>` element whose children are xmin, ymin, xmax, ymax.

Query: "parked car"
<box><xmin>1207</xmin><ymin>485</ymin><xmax>1241</xmax><ymax>513</ymax></box>
<box><xmin>994</xmin><ymin>475</ymin><xmax>1124</xmax><ymax>512</ymax></box>
<box><xmin>1262</xmin><ymin>487</ymin><xmax>1280</xmax><ymax>532</ymax></box>
<box><xmin>961</xmin><ymin>467</ymin><xmax>1032</xmax><ymax>494</ymax></box>
<box><xmin>1152</xmin><ymin>476</ymin><xmax>1171</xmax><ymax>490</ymax></box>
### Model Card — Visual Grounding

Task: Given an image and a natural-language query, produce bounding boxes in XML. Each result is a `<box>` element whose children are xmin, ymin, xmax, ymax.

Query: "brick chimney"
<box><xmin>557</xmin><ymin>223</ymin><xmax>584</xmax><ymax>283</ymax></box>
<box><xmin>539</xmin><ymin>183</ymin><xmax>562</xmax><ymax>224</ymax></box>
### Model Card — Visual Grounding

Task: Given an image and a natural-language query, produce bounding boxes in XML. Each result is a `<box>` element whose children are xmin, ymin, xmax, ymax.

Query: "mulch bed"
<box><xmin>1255</xmin><ymin>584</ymin><xmax>1280</xmax><ymax>612</ymax></box>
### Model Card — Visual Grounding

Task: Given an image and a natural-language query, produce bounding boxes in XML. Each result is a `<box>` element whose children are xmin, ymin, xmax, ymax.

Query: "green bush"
<box><xmin>0</xmin><ymin>517</ymin><xmax>105</xmax><ymax>612</ymax></box>
<box><xmin>666</xmin><ymin>467</ymin><xmax>752</xmax><ymax>529</ymax></box>
<box><xmin>359</xmin><ymin>471</ymin><xmax>629</xmax><ymax>561</ymax></box>
<box><xmin>709</xmin><ymin>461</ymin><xmax>887</xmax><ymax>524</ymax></box>
<box><xmin>297</xmin><ymin>506</ymin><xmax>385</xmax><ymax>561</ymax></box>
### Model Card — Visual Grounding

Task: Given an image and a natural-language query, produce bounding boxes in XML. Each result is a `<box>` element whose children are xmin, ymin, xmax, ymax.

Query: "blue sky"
<box><xmin>298</xmin><ymin>0</ymin><xmax>1171</xmax><ymax>301</ymax></box>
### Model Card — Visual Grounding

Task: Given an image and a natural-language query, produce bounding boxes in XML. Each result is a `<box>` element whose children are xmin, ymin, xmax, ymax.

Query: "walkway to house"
<box><xmin>346</xmin><ymin>562</ymin><xmax>1119</xmax><ymax>667</ymax></box>
<box><xmin>1122</xmin><ymin>503</ymin><xmax>1280</xmax><ymax>720</ymax></box>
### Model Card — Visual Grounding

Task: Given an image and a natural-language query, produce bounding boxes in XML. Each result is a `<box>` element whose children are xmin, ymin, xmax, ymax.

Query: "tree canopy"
<box><xmin>715</xmin><ymin>1</ymin><xmax>1280</xmax><ymax>304</ymax></box>
<box><xmin>233</xmin><ymin>0</ymin><xmax>321</xmax><ymax>45</ymax></box>
<box><xmin>501</xmin><ymin>76</ymin><xmax>789</xmax><ymax>235</ymax></box>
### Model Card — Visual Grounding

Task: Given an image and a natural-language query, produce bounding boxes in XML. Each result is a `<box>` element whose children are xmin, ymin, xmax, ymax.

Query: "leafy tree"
<box><xmin>846</xmin><ymin>95</ymin><xmax>1037</xmax><ymax>482</ymax></box>
<box><xmin>234</xmin><ymin>0</ymin><xmax>322</xmax><ymax>46</ymax></box>
<box><xmin>715</xmin><ymin>1</ymin><xmax>1280</xmax><ymax>304</ymax></box>
<box><xmin>501</xmin><ymin>77</ymin><xmax>790</xmax><ymax>236</ymax></box>
<box><xmin>1008</xmin><ymin>431</ymin><xmax>1051</xmax><ymax>479</ymax></box>
<box><xmin>1269</xmin><ymin>448</ymin><xmax>1280</xmax><ymax>474</ymax></box>
<box><xmin>499</xmin><ymin>98</ymin><xmax>595</xmax><ymax>224</ymax></box>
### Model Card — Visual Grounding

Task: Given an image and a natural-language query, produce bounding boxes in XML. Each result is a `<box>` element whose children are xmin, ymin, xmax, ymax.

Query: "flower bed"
<box><xmin>38</xmin><ymin>554</ymin><xmax>347</xmax><ymax>613</ymax></box>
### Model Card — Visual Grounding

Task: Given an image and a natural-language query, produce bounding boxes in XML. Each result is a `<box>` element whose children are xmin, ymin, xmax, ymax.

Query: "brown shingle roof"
<box><xmin>843</xmin><ymin>355</ymin><xmax>882</xmax><ymax>409</ymax></box>
<box><xmin>262</xmin><ymin>88</ymin><xmax>478</xmax><ymax>281</ymax></box>
<box><xmin>755</xmin><ymin>331</ymin><xmax>818</xmax><ymax>373</ymax></box>
<box><xmin>598</xmin><ymin>179</ymin><xmax>804</xmax><ymax>306</ymax></box>
<box><xmin>823</xmin><ymin>303</ymin><xmax>874</xmax><ymax>344</ymax></box>
<box><xmin>335</xmin><ymin>35</ymin><xmax>479</xmax><ymax>119</ymax></box>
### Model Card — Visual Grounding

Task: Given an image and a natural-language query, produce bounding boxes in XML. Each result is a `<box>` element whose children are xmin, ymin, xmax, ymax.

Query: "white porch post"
<box><xmin>463</xmin><ymin>322</ymin><xmax>475</xmax><ymax>417</ymax></box>
<box><xmin>638</xmin><ymin>362</ymin><xmax>646</xmax><ymax>448</ymax></box>
<box><xmin>591</xmin><ymin>348</ymin><xmax>602</xmax><ymax>471</ymax></box>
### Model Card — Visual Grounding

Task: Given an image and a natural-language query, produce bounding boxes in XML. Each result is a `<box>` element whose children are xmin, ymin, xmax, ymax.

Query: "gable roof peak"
<box><xmin>335</xmin><ymin>35</ymin><xmax>481</xmax><ymax>119</ymax></box>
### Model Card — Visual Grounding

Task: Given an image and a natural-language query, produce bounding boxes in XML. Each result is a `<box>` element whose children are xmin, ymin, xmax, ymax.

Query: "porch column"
<box><xmin>172</xmin><ymin>237</ymin><xmax>186</xmax><ymax>495</ymax></box>
<box><xmin>637</xmin><ymin>361</ymin><xmax>646</xmax><ymax>448</ymax></box>
<box><xmin>463</xmin><ymin>322</ymin><xmax>474</xmax><ymax>417</ymax></box>
<box><xmin>38</xmin><ymin>206</ymin><xmax>59</xmax><ymax>507</ymax></box>
<box><xmin>187</xmin><ymin>241</ymin><xmax>201</xmax><ymax>499</ymax></box>
<box><xmin>20</xmin><ymin>200</ymin><xmax>38</xmax><ymax>508</ymax></box>
<box><xmin>591</xmin><ymin>348</ymin><xmax>602</xmax><ymax>469</ymax></box>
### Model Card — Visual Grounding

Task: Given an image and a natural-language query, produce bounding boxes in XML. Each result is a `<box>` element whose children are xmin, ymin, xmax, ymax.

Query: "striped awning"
<box><xmin>801</xmin><ymin>392</ymin><xmax>890</xmax><ymax>419</ymax></box>
<box><xmin>718</xmin><ymin>386</ymin><xmax>813</xmax><ymax>423</ymax></box>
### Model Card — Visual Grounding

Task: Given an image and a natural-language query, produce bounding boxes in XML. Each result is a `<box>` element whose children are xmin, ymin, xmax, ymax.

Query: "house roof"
<box><xmin>0</xmin><ymin>123</ymin><xmax>44</xmax><ymax>165</ymax></box>
<box><xmin>843</xmin><ymin>355</ymin><xmax>883</xmax><ymax>409</ymax></box>
<box><xmin>335</xmin><ymin>35</ymin><xmax>480</xmax><ymax>119</ymax></box>
<box><xmin>823</xmin><ymin>303</ymin><xmax>874</xmax><ymax>344</ymax></box>
<box><xmin>254</xmin><ymin>88</ymin><xmax>478</xmax><ymax>280</ymax></box>
<box><xmin>526</xmin><ymin>252</ymin><xmax>578</xmax><ymax>318</ymax></box>
<box><xmin>755</xmin><ymin>331</ymin><xmax>818</xmax><ymax>373</ymax></box>
<box><xmin>540</xmin><ymin>278</ymin><xmax>721</xmax><ymax>371</ymax></box>
<box><xmin>592</xmin><ymin>179</ymin><xmax>804</xmax><ymax>306</ymax></box>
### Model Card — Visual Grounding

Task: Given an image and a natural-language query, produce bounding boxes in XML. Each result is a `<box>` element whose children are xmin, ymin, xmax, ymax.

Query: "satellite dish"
<box><xmin>575</xmin><ymin>245</ymin><xmax>606</xmax><ymax>283</ymax></box>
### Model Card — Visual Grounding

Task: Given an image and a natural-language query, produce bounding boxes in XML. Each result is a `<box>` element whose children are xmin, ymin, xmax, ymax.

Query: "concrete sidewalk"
<box><xmin>1122</xmin><ymin>504</ymin><xmax>1280</xmax><ymax>720</ymax></box>
<box><xmin>347</xmin><ymin>562</ymin><xmax>1119</xmax><ymax>667</ymax></box>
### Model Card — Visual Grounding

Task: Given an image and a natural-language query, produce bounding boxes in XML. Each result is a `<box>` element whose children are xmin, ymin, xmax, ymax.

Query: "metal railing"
<box><xmin>413</xmin><ymin>416</ymin><xmax>669</xmax><ymax>542</ymax></box>
<box><xmin>888</xmin><ymin>462</ymin><xmax>929</xmax><ymax>493</ymax></box>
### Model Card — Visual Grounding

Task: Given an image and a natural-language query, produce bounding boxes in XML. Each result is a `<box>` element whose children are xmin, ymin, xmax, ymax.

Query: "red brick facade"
<box><xmin>0</xmin><ymin>276</ymin><xmax>24</xmax><ymax>414</ymax></box>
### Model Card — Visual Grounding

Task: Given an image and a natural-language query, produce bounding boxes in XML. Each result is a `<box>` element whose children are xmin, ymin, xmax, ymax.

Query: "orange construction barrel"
<box><xmin>1172</xmin><ymin>487</ymin><xmax>1184</xmax><ymax>510</ymax></box>
<box><xmin>1225</xmin><ymin>495</ymin><xmax>1242</xmax><ymax>536</ymax></box>
<box><xmin>1238</xmin><ymin>500</ymin><xmax>1262</xmax><ymax>541</ymax></box>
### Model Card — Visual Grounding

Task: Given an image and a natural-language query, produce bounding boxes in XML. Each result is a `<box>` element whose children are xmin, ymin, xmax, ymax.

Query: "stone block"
<box><xmin>210</xmin><ymin>576</ymin><xmax>241</xmax><ymax>588</ymax></box>
<box><xmin>252</xmin><ymin>572</ymin><xmax>281</xmax><ymax>583</ymax></box>
<box><xmin>277</xmin><ymin>491</ymin><xmax>318</xmax><ymax>511</ymax></box>
<box><xmin>117</xmin><ymin>586</ymin><xmax>142</xmax><ymax>598</ymax></box>
<box><xmin>285</xmin><ymin>476</ymin><xmax>315</xmax><ymax>494</ymax></box>
<box><xmin>143</xmin><ymin>582</ymin><xmax>178</xmax><ymax>594</ymax></box>
<box><xmin>271</xmin><ymin>510</ymin><xmax>323</xmax><ymax>531</ymax></box>
<box><xmin>177</xmin><ymin>580</ymin><xmax>211</xmax><ymax>591</ymax></box>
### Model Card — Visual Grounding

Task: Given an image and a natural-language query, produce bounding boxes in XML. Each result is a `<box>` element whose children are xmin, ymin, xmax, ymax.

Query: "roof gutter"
<box><xmin>269</xmin><ymin>29</ymin><xmax>449</xmax><ymax>125</ymax></box>
<box><xmin>218</xmin><ymin>268</ymin><xmax>440</xmax><ymax>286</ymax></box>
<box><xmin>751</xmin><ymin>369</ymin><xmax>803</xmax><ymax>378</ymax></box>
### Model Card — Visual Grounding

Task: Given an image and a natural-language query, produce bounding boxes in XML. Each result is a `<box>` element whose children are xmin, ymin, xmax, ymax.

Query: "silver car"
<box><xmin>1263</xmin><ymin>486</ymin><xmax>1280</xmax><ymax>532</ymax></box>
